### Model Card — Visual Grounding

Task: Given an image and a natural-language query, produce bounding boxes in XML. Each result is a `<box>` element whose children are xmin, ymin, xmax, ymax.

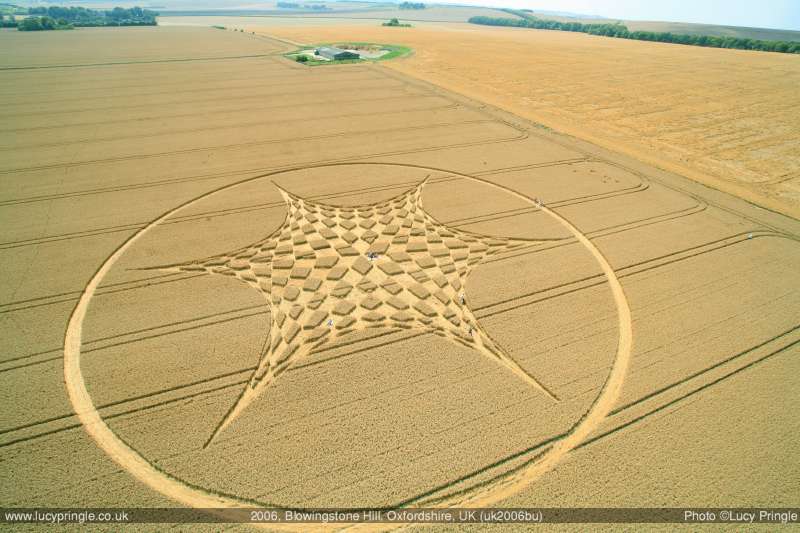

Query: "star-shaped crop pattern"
<box><xmin>156</xmin><ymin>179</ymin><xmax>558</xmax><ymax>447</ymax></box>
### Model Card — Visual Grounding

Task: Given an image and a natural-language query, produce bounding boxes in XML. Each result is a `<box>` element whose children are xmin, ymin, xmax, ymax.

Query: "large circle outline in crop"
<box><xmin>64</xmin><ymin>162</ymin><xmax>632</xmax><ymax>530</ymax></box>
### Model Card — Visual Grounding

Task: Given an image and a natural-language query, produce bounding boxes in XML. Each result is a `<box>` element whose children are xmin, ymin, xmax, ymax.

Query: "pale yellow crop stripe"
<box><xmin>64</xmin><ymin>163</ymin><xmax>632</xmax><ymax>532</ymax></box>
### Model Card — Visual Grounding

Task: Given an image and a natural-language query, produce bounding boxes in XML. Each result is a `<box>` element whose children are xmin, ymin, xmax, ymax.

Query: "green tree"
<box><xmin>18</xmin><ymin>17</ymin><xmax>44</xmax><ymax>31</ymax></box>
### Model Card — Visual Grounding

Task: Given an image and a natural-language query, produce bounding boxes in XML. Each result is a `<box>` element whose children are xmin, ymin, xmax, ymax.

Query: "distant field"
<box><xmin>263</xmin><ymin>22</ymin><xmax>800</xmax><ymax>217</ymax></box>
<box><xmin>159</xmin><ymin>14</ymin><xmax>381</xmax><ymax>28</ymax></box>
<box><xmin>159</xmin><ymin>5</ymin><xmax>518</xmax><ymax>23</ymax></box>
<box><xmin>197</xmin><ymin>3</ymin><xmax>799</xmax><ymax>41</ymax></box>
<box><xmin>0</xmin><ymin>26</ymin><xmax>280</xmax><ymax>68</ymax></box>
<box><xmin>624</xmin><ymin>20</ymin><xmax>800</xmax><ymax>42</ymax></box>
<box><xmin>530</xmin><ymin>12</ymin><xmax>800</xmax><ymax>42</ymax></box>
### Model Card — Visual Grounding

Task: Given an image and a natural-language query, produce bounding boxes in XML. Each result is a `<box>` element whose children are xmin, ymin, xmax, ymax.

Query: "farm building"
<box><xmin>315</xmin><ymin>46</ymin><xmax>360</xmax><ymax>60</ymax></box>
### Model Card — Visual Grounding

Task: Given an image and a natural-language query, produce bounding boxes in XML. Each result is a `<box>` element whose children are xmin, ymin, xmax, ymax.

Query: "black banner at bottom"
<box><xmin>2</xmin><ymin>508</ymin><xmax>798</xmax><ymax>524</ymax></box>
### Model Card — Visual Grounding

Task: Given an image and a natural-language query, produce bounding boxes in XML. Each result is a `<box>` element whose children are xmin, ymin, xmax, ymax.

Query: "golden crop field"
<box><xmin>1</xmin><ymin>21</ymin><xmax>798</xmax><ymax>530</ymax></box>
<box><xmin>259</xmin><ymin>22</ymin><xmax>800</xmax><ymax>218</ymax></box>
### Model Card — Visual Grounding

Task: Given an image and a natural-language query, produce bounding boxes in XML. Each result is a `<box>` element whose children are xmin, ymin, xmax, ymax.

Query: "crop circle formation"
<box><xmin>63</xmin><ymin>162</ymin><xmax>632</xmax><ymax>530</ymax></box>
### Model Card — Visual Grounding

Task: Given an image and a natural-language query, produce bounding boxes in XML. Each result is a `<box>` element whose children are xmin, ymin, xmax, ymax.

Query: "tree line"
<box><xmin>0</xmin><ymin>15</ymin><xmax>19</xmax><ymax>28</ymax></box>
<box><xmin>17</xmin><ymin>16</ymin><xmax>73</xmax><ymax>30</ymax></box>
<box><xmin>468</xmin><ymin>12</ymin><xmax>800</xmax><ymax>54</ymax></box>
<box><xmin>399</xmin><ymin>2</ymin><xmax>425</xmax><ymax>10</ymax></box>
<box><xmin>15</xmin><ymin>6</ymin><xmax>158</xmax><ymax>31</ymax></box>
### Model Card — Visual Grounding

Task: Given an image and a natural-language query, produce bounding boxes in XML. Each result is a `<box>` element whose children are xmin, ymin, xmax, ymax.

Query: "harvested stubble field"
<box><xmin>1</xmin><ymin>23</ymin><xmax>799</xmax><ymax>531</ymax></box>
<box><xmin>255</xmin><ymin>22</ymin><xmax>800</xmax><ymax>218</ymax></box>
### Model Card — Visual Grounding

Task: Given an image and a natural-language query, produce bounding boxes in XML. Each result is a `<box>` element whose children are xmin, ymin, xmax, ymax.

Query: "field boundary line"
<box><xmin>0</xmin><ymin>118</ymin><xmax>518</xmax><ymax>175</ymax></box>
<box><xmin>0</xmin><ymin>53</ymin><xmax>284</xmax><ymax>72</ymax></box>
<box><xmin>2</xmin><ymin>103</ymin><xmax>461</xmax><ymax>153</ymax></box>
<box><xmin>0</xmin><ymin>103</ymin><xmax>459</xmax><ymax>152</ymax></box>
<box><xmin>0</xmin><ymin>72</ymin><xmax>384</xmax><ymax>108</ymax></box>
<box><xmin>0</xmin><ymin>78</ymin><xmax>409</xmax><ymax>120</ymax></box>
<box><xmin>479</xmin><ymin>231</ymin><xmax>781</xmax><ymax>318</ymax></box>
<box><xmin>0</xmin><ymin>159</ymin><xmax>645</xmax><ymax>250</ymax></box>
<box><xmin>374</xmin><ymin>63</ymin><xmax>800</xmax><ymax>233</ymax></box>
<box><xmin>404</xmin><ymin>329</ymin><xmax>800</xmax><ymax>507</ymax></box>
<box><xmin>0</xmin><ymin>184</ymin><xmax>726</xmax><ymax>312</ymax></box>
<box><xmin>0</xmin><ymin>85</ymin><xmax>427</xmax><ymax>132</ymax></box>
<box><xmin>579</xmin><ymin>337</ymin><xmax>800</xmax><ymax>449</ymax></box>
<box><xmin>0</xmin><ymin>155</ymin><xmax>581</xmax><ymax>207</ymax></box>
<box><xmin>0</xmin><ymin>69</ymin><xmax>380</xmax><ymax>100</ymax></box>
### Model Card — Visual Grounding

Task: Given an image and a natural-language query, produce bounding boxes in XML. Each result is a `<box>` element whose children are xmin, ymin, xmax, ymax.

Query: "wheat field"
<box><xmin>258</xmin><ymin>22</ymin><xmax>800</xmax><ymax>218</ymax></box>
<box><xmin>1</xmin><ymin>23</ymin><xmax>798</xmax><ymax>530</ymax></box>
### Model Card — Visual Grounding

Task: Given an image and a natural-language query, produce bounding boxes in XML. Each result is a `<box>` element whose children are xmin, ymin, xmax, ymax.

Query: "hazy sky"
<box><xmin>440</xmin><ymin>0</ymin><xmax>800</xmax><ymax>31</ymax></box>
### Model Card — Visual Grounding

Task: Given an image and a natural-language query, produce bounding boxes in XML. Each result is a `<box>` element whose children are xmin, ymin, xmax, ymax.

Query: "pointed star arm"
<box><xmin>144</xmin><ymin>177</ymin><xmax>561</xmax><ymax>449</ymax></box>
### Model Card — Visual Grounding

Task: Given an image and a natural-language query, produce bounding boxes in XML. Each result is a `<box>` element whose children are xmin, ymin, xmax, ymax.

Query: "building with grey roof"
<box><xmin>315</xmin><ymin>46</ymin><xmax>360</xmax><ymax>60</ymax></box>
